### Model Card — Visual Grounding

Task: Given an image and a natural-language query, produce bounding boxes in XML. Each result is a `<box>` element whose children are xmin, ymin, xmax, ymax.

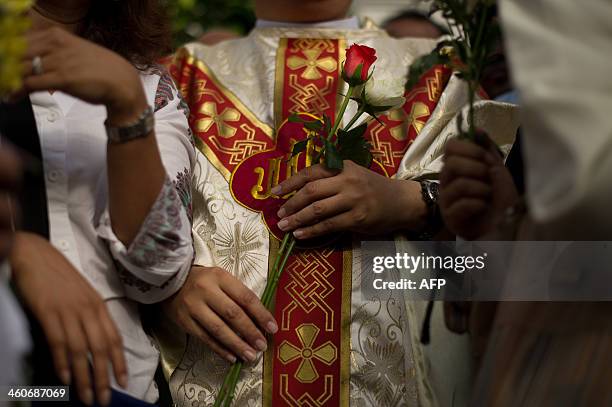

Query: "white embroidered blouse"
<box><xmin>30</xmin><ymin>67</ymin><xmax>195</xmax><ymax>402</ymax></box>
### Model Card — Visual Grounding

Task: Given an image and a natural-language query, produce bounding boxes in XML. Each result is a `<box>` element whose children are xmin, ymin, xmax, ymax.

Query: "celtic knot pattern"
<box><xmin>280</xmin><ymin>249</ymin><xmax>337</xmax><ymax>331</ymax></box>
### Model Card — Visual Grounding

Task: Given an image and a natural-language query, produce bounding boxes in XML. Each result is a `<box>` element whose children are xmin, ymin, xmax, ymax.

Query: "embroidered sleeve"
<box><xmin>97</xmin><ymin>67</ymin><xmax>196</xmax><ymax>304</ymax></box>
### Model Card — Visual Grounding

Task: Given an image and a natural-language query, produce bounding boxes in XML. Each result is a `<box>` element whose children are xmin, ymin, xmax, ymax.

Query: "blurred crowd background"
<box><xmin>168</xmin><ymin>0</ymin><xmax>432</xmax><ymax>46</ymax></box>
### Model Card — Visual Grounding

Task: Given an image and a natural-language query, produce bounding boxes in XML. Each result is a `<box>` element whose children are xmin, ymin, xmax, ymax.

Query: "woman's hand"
<box><xmin>10</xmin><ymin>232</ymin><xmax>127</xmax><ymax>407</ymax></box>
<box><xmin>163</xmin><ymin>266</ymin><xmax>278</xmax><ymax>364</ymax></box>
<box><xmin>21</xmin><ymin>26</ymin><xmax>147</xmax><ymax>125</ymax></box>
<box><xmin>272</xmin><ymin>160</ymin><xmax>426</xmax><ymax>239</ymax></box>
<box><xmin>439</xmin><ymin>138</ymin><xmax>519</xmax><ymax>240</ymax></box>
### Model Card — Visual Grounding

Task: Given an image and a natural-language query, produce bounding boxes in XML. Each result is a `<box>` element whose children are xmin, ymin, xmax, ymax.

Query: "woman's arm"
<box><xmin>97</xmin><ymin>69</ymin><xmax>196</xmax><ymax>303</ymax></box>
<box><xmin>22</xmin><ymin>28</ymin><xmax>195</xmax><ymax>302</ymax></box>
<box><xmin>22</xmin><ymin>27</ymin><xmax>169</xmax><ymax>245</ymax></box>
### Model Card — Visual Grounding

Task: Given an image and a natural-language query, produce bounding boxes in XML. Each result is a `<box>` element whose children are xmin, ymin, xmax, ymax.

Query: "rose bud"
<box><xmin>342</xmin><ymin>44</ymin><xmax>377</xmax><ymax>86</ymax></box>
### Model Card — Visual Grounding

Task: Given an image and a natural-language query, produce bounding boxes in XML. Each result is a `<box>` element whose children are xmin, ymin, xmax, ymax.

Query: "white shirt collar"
<box><xmin>255</xmin><ymin>16</ymin><xmax>360</xmax><ymax>30</ymax></box>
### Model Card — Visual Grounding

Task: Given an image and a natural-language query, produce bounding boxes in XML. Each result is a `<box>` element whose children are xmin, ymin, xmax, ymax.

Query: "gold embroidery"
<box><xmin>406</xmin><ymin>102</ymin><xmax>430</xmax><ymax>135</ymax></box>
<box><xmin>388</xmin><ymin>109</ymin><xmax>408</xmax><ymax>142</ymax></box>
<box><xmin>290</xmin><ymin>39</ymin><xmax>338</xmax><ymax>53</ymax></box>
<box><xmin>281</xmin><ymin>249</ymin><xmax>337</xmax><ymax>331</ymax></box>
<box><xmin>287</xmin><ymin>49</ymin><xmax>338</xmax><ymax>80</ymax></box>
<box><xmin>426</xmin><ymin>68</ymin><xmax>446</xmax><ymax>102</ymax></box>
<box><xmin>251</xmin><ymin>158</ymin><xmax>281</xmax><ymax>200</ymax></box>
<box><xmin>195</xmin><ymin>102</ymin><xmax>241</xmax><ymax>139</ymax></box>
<box><xmin>278</xmin><ymin>324</ymin><xmax>338</xmax><ymax>383</ymax></box>
<box><xmin>265</xmin><ymin>37</ymin><xmax>352</xmax><ymax>407</ymax></box>
<box><xmin>369</xmin><ymin>124</ymin><xmax>410</xmax><ymax>170</ymax></box>
<box><xmin>209</xmin><ymin>133</ymin><xmax>270</xmax><ymax>167</ymax></box>
<box><xmin>280</xmin><ymin>374</ymin><xmax>334</xmax><ymax>406</ymax></box>
<box><xmin>288</xmin><ymin>74</ymin><xmax>336</xmax><ymax>117</ymax></box>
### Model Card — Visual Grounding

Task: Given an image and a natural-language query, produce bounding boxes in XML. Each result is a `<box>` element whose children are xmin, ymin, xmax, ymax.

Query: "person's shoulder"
<box><xmin>177</xmin><ymin>37</ymin><xmax>246</xmax><ymax>60</ymax></box>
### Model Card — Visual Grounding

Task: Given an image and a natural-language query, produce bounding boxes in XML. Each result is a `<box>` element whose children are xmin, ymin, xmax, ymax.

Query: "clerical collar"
<box><xmin>255</xmin><ymin>16</ymin><xmax>360</xmax><ymax>30</ymax></box>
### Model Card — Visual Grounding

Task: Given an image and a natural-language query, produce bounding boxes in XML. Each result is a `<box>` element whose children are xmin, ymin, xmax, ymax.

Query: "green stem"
<box><xmin>223</xmin><ymin>362</ymin><xmax>243</xmax><ymax>407</ymax></box>
<box><xmin>214</xmin><ymin>362</ymin><xmax>242</xmax><ymax>407</ymax></box>
<box><xmin>329</xmin><ymin>85</ymin><xmax>354</xmax><ymax>140</ymax></box>
<box><xmin>260</xmin><ymin>233</ymin><xmax>291</xmax><ymax>305</ymax></box>
<box><xmin>214</xmin><ymin>234</ymin><xmax>293</xmax><ymax>407</ymax></box>
<box><xmin>262</xmin><ymin>234</ymin><xmax>296</xmax><ymax>308</ymax></box>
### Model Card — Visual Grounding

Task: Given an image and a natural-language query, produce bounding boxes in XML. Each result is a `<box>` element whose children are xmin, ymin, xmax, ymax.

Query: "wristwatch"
<box><xmin>105</xmin><ymin>106</ymin><xmax>155</xmax><ymax>144</ymax></box>
<box><xmin>418</xmin><ymin>180</ymin><xmax>442</xmax><ymax>240</ymax></box>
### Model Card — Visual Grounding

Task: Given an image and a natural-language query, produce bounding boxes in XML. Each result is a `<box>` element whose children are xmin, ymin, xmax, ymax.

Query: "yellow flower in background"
<box><xmin>0</xmin><ymin>0</ymin><xmax>32</xmax><ymax>95</ymax></box>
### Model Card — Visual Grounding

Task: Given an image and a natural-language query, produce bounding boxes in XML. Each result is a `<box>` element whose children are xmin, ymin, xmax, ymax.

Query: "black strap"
<box><xmin>0</xmin><ymin>96</ymin><xmax>49</xmax><ymax>238</ymax></box>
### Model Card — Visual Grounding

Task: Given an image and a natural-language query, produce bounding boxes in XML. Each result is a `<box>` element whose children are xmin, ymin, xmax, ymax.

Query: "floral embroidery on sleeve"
<box><xmin>127</xmin><ymin>177</ymin><xmax>184</xmax><ymax>270</ymax></box>
<box><xmin>173</xmin><ymin>167</ymin><xmax>193</xmax><ymax>223</ymax></box>
<box><xmin>153</xmin><ymin>64</ymin><xmax>195</xmax><ymax>147</ymax></box>
<box><xmin>155</xmin><ymin>69</ymin><xmax>176</xmax><ymax>112</ymax></box>
<box><xmin>115</xmin><ymin>261</ymin><xmax>178</xmax><ymax>293</ymax></box>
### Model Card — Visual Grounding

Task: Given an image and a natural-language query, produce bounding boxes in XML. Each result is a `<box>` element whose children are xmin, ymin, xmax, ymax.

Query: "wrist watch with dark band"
<box><xmin>105</xmin><ymin>106</ymin><xmax>155</xmax><ymax>144</ymax></box>
<box><xmin>418</xmin><ymin>180</ymin><xmax>442</xmax><ymax>240</ymax></box>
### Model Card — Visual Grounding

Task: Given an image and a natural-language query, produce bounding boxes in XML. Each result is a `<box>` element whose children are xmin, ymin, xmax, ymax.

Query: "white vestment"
<box><xmin>158</xmin><ymin>20</ymin><xmax>519</xmax><ymax>407</ymax></box>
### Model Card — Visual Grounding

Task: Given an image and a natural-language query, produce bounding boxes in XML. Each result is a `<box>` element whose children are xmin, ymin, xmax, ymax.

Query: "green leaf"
<box><xmin>304</xmin><ymin>120</ymin><xmax>323</xmax><ymax>132</ymax></box>
<box><xmin>337</xmin><ymin>122</ymin><xmax>368</xmax><ymax>144</ymax></box>
<box><xmin>288</xmin><ymin>113</ymin><xmax>303</xmax><ymax>123</ymax></box>
<box><xmin>323</xmin><ymin>114</ymin><xmax>332</xmax><ymax>137</ymax></box>
<box><xmin>291</xmin><ymin>139</ymin><xmax>308</xmax><ymax>156</ymax></box>
<box><xmin>324</xmin><ymin>140</ymin><xmax>344</xmax><ymax>170</ymax></box>
<box><xmin>336</xmin><ymin>123</ymin><xmax>373</xmax><ymax>168</ymax></box>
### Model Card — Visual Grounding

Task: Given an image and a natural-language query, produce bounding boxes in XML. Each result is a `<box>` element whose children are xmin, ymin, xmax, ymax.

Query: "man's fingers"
<box><xmin>98</xmin><ymin>308</ymin><xmax>127</xmax><ymax>389</ymax></box>
<box><xmin>444</xmin><ymin>138</ymin><xmax>488</xmax><ymax>161</ymax></box>
<box><xmin>440</xmin><ymin>156</ymin><xmax>490</xmax><ymax>186</ymax></box>
<box><xmin>220</xmin><ymin>275</ymin><xmax>278</xmax><ymax>337</ymax></box>
<box><xmin>440</xmin><ymin>178</ymin><xmax>492</xmax><ymax>210</ymax></box>
<box><xmin>62</xmin><ymin>316</ymin><xmax>94</xmax><ymax>406</ymax></box>
<box><xmin>445</xmin><ymin>198</ymin><xmax>488</xmax><ymax>224</ymax></box>
<box><xmin>82</xmin><ymin>310</ymin><xmax>112</xmax><ymax>406</ymax></box>
<box><xmin>180</xmin><ymin>316</ymin><xmax>237</xmax><ymax>363</ymax></box>
<box><xmin>189</xmin><ymin>298</ymin><xmax>258</xmax><ymax>363</ymax></box>
<box><xmin>277</xmin><ymin>176</ymin><xmax>342</xmax><ymax>224</ymax></box>
<box><xmin>278</xmin><ymin>194</ymin><xmax>349</xmax><ymax>232</ymax></box>
<box><xmin>272</xmin><ymin>164</ymin><xmax>337</xmax><ymax>196</ymax></box>
<box><xmin>293</xmin><ymin>211</ymin><xmax>355</xmax><ymax>240</ymax></box>
<box><xmin>40</xmin><ymin>314</ymin><xmax>71</xmax><ymax>385</ymax></box>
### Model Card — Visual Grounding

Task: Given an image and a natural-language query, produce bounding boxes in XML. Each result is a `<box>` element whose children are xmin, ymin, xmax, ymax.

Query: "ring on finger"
<box><xmin>32</xmin><ymin>55</ymin><xmax>44</xmax><ymax>75</ymax></box>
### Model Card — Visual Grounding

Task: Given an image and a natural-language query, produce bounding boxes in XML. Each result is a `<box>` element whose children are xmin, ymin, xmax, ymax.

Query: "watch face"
<box><xmin>429</xmin><ymin>182</ymin><xmax>439</xmax><ymax>199</ymax></box>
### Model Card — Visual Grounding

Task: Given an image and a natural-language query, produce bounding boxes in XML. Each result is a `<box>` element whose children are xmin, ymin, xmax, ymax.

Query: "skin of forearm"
<box><xmin>106</xmin><ymin>98</ymin><xmax>166</xmax><ymax>247</ymax></box>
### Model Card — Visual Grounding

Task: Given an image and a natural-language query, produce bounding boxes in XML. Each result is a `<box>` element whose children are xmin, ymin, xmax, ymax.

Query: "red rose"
<box><xmin>342</xmin><ymin>44</ymin><xmax>377</xmax><ymax>86</ymax></box>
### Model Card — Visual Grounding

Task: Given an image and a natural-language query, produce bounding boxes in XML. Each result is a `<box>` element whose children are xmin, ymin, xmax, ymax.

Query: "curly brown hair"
<box><xmin>82</xmin><ymin>0</ymin><xmax>172</xmax><ymax>68</ymax></box>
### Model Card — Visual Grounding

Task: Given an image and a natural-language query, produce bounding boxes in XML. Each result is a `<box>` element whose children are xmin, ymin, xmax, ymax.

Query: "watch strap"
<box><xmin>105</xmin><ymin>106</ymin><xmax>155</xmax><ymax>144</ymax></box>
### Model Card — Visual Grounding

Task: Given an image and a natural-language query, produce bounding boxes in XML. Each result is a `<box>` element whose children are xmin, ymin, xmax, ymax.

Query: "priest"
<box><xmin>156</xmin><ymin>0</ymin><xmax>520</xmax><ymax>406</ymax></box>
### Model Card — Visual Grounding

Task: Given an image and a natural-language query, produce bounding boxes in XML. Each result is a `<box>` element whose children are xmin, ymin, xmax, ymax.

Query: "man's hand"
<box><xmin>439</xmin><ymin>138</ymin><xmax>519</xmax><ymax>240</ymax></box>
<box><xmin>10</xmin><ymin>233</ymin><xmax>127</xmax><ymax>407</ymax></box>
<box><xmin>164</xmin><ymin>266</ymin><xmax>278</xmax><ymax>363</ymax></box>
<box><xmin>272</xmin><ymin>160</ymin><xmax>426</xmax><ymax>239</ymax></box>
<box><xmin>0</xmin><ymin>146</ymin><xmax>22</xmax><ymax>260</ymax></box>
